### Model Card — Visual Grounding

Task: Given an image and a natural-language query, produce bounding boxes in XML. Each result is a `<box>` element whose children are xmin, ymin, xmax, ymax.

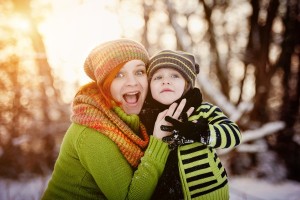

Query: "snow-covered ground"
<box><xmin>0</xmin><ymin>175</ymin><xmax>300</xmax><ymax>200</ymax></box>
<box><xmin>229</xmin><ymin>176</ymin><xmax>300</xmax><ymax>200</ymax></box>
<box><xmin>0</xmin><ymin>175</ymin><xmax>49</xmax><ymax>200</ymax></box>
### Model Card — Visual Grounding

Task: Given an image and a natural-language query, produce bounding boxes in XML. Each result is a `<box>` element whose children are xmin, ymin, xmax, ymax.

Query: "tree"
<box><xmin>0</xmin><ymin>0</ymin><xmax>69</xmax><ymax>178</ymax></box>
<box><xmin>1</xmin><ymin>0</ymin><xmax>299</xmax><ymax>182</ymax></box>
<box><xmin>135</xmin><ymin>0</ymin><xmax>299</xmax><ymax>181</ymax></box>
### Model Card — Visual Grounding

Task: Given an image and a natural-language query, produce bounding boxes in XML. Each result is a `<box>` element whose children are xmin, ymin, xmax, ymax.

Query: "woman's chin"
<box><xmin>122</xmin><ymin>103</ymin><xmax>143</xmax><ymax>115</ymax></box>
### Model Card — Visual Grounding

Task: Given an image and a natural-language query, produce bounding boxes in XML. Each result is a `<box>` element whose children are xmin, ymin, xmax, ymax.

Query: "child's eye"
<box><xmin>153</xmin><ymin>75</ymin><xmax>162</xmax><ymax>80</ymax></box>
<box><xmin>171</xmin><ymin>74</ymin><xmax>180</xmax><ymax>78</ymax></box>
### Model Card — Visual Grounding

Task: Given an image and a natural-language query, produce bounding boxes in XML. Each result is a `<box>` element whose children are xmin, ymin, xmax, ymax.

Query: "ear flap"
<box><xmin>195</xmin><ymin>63</ymin><xmax>200</xmax><ymax>74</ymax></box>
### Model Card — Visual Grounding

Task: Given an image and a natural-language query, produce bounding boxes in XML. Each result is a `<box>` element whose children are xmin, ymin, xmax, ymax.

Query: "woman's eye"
<box><xmin>136</xmin><ymin>70</ymin><xmax>145</xmax><ymax>76</ymax></box>
<box><xmin>171</xmin><ymin>74</ymin><xmax>180</xmax><ymax>78</ymax></box>
<box><xmin>115</xmin><ymin>72</ymin><xmax>125</xmax><ymax>78</ymax></box>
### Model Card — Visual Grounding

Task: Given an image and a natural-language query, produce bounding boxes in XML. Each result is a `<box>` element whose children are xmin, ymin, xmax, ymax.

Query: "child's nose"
<box><xmin>162</xmin><ymin>77</ymin><xmax>171</xmax><ymax>85</ymax></box>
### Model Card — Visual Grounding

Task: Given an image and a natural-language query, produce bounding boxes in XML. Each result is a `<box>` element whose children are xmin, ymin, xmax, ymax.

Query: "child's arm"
<box><xmin>164</xmin><ymin>102</ymin><xmax>242</xmax><ymax>149</ymax></box>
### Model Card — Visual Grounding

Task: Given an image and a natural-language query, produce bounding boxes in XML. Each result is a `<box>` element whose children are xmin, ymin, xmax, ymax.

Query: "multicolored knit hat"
<box><xmin>84</xmin><ymin>39</ymin><xmax>149</xmax><ymax>85</ymax></box>
<box><xmin>147</xmin><ymin>50</ymin><xmax>199</xmax><ymax>88</ymax></box>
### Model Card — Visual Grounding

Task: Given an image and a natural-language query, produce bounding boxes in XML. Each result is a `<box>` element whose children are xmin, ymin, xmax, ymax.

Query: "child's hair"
<box><xmin>147</xmin><ymin>50</ymin><xmax>199</xmax><ymax>89</ymax></box>
<box><xmin>98</xmin><ymin>63</ymin><xmax>124</xmax><ymax>108</ymax></box>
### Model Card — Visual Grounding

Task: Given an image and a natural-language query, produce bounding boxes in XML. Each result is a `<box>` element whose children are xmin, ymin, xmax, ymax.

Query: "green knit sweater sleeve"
<box><xmin>78</xmin><ymin>126</ymin><xmax>170</xmax><ymax>200</ymax></box>
<box><xmin>189</xmin><ymin>102</ymin><xmax>242</xmax><ymax>149</ymax></box>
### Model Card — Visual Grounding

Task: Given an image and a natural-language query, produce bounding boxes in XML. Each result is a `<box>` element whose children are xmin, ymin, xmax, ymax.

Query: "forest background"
<box><xmin>0</xmin><ymin>0</ymin><xmax>299</xmax><ymax>199</ymax></box>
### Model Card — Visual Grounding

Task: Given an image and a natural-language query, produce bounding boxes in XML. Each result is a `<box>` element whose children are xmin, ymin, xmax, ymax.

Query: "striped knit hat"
<box><xmin>147</xmin><ymin>50</ymin><xmax>199</xmax><ymax>88</ymax></box>
<box><xmin>84</xmin><ymin>39</ymin><xmax>149</xmax><ymax>85</ymax></box>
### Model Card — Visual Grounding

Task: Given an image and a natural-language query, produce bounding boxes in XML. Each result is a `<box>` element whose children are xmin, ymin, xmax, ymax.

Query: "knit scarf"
<box><xmin>71</xmin><ymin>82</ymin><xmax>149</xmax><ymax>168</ymax></box>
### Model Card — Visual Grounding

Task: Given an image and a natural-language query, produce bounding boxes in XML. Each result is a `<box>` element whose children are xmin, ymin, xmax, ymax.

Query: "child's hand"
<box><xmin>153</xmin><ymin>99</ymin><xmax>187</xmax><ymax>140</ymax></box>
<box><xmin>162</xmin><ymin>116</ymin><xmax>210</xmax><ymax>145</ymax></box>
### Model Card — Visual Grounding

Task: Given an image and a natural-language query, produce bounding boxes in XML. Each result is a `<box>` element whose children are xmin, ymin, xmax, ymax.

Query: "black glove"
<box><xmin>161</xmin><ymin>116</ymin><xmax>210</xmax><ymax>145</ymax></box>
<box><xmin>162</xmin><ymin>130</ymin><xmax>194</xmax><ymax>150</ymax></box>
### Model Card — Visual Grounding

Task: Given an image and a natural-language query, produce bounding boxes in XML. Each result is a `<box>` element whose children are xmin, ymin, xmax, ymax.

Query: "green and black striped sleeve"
<box><xmin>189</xmin><ymin>102</ymin><xmax>242</xmax><ymax>149</ymax></box>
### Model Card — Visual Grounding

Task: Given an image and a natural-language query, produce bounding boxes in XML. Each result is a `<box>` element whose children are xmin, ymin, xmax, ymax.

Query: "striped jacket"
<box><xmin>178</xmin><ymin>102</ymin><xmax>241</xmax><ymax>199</ymax></box>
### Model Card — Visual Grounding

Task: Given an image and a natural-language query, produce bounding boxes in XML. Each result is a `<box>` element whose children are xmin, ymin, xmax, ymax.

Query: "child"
<box><xmin>141</xmin><ymin>50</ymin><xmax>242</xmax><ymax>200</ymax></box>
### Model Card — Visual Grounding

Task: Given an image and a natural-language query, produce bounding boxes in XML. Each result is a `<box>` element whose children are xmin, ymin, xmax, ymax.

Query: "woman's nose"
<box><xmin>126</xmin><ymin>75</ymin><xmax>138</xmax><ymax>85</ymax></box>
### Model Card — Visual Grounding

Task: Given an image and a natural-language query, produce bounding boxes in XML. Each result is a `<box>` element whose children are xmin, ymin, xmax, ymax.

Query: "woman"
<box><xmin>41</xmin><ymin>39</ymin><xmax>183</xmax><ymax>200</ymax></box>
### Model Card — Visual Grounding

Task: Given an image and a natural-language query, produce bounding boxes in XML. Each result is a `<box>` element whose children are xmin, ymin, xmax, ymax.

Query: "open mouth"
<box><xmin>123</xmin><ymin>92</ymin><xmax>140</xmax><ymax>104</ymax></box>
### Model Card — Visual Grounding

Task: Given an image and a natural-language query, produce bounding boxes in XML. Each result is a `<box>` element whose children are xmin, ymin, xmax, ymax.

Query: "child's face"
<box><xmin>150</xmin><ymin>68</ymin><xmax>186</xmax><ymax>105</ymax></box>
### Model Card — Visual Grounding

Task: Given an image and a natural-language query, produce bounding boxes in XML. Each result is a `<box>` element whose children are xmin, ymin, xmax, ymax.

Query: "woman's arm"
<box><xmin>77</xmin><ymin>100</ymin><xmax>187</xmax><ymax>199</ymax></box>
<box><xmin>78</xmin><ymin>129</ymin><xmax>169</xmax><ymax>200</ymax></box>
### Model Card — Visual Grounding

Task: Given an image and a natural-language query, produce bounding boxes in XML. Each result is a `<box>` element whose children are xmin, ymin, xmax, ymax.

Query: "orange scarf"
<box><xmin>71</xmin><ymin>82</ymin><xmax>149</xmax><ymax>167</ymax></box>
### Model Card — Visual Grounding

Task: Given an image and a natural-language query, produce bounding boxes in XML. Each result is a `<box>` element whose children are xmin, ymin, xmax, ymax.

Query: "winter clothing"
<box><xmin>71</xmin><ymin>82</ymin><xmax>149</xmax><ymax>167</ymax></box>
<box><xmin>142</xmin><ymin>88</ymin><xmax>241</xmax><ymax>200</ymax></box>
<box><xmin>147</xmin><ymin>50</ymin><xmax>199</xmax><ymax>88</ymax></box>
<box><xmin>84</xmin><ymin>38</ymin><xmax>149</xmax><ymax>85</ymax></box>
<box><xmin>177</xmin><ymin>102</ymin><xmax>240</xmax><ymax>199</ymax></box>
<box><xmin>42</xmin><ymin>39</ymin><xmax>171</xmax><ymax>199</ymax></box>
<box><xmin>42</xmin><ymin>120</ymin><xmax>169</xmax><ymax>200</ymax></box>
<box><xmin>143</xmin><ymin>48</ymin><xmax>241</xmax><ymax>199</ymax></box>
<box><xmin>42</xmin><ymin>83</ymin><xmax>170</xmax><ymax>199</ymax></box>
<box><xmin>163</xmin><ymin>115</ymin><xmax>210</xmax><ymax>145</ymax></box>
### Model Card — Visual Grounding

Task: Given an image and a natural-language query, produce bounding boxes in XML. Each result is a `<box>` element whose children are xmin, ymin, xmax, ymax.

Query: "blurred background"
<box><xmin>0</xmin><ymin>0</ymin><xmax>299</xmax><ymax>199</ymax></box>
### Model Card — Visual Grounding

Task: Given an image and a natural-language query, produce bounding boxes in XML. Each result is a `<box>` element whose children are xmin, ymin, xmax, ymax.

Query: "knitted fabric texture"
<box><xmin>84</xmin><ymin>39</ymin><xmax>149</xmax><ymax>85</ymax></box>
<box><xmin>147</xmin><ymin>50</ymin><xmax>199</xmax><ymax>88</ymax></box>
<box><xmin>71</xmin><ymin>82</ymin><xmax>149</xmax><ymax>167</ymax></box>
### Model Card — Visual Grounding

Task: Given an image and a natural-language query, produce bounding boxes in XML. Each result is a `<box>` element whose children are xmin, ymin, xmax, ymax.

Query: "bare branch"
<box><xmin>218</xmin><ymin>121</ymin><xmax>285</xmax><ymax>155</ymax></box>
<box><xmin>166</xmin><ymin>0</ymin><xmax>191</xmax><ymax>51</ymax></box>
<box><xmin>197</xmin><ymin>73</ymin><xmax>237</xmax><ymax>116</ymax></box>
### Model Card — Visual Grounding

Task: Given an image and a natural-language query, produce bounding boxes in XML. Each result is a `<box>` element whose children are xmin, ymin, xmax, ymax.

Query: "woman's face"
<box><xmin>150</xmin><ymin>68</ymin><xmax>186</xmax><ymax>105</ymax></box>
<box><xmin>110</xmin><ymin>60</ymin><xmax>148</xmax><ymax>115</ymax></box>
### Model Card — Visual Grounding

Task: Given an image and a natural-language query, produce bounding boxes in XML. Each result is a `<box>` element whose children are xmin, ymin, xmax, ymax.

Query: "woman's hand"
<box><xmin>153</xmin><ymin>99</ymin><xmax>193</xmax><ymax>140</ymax></box>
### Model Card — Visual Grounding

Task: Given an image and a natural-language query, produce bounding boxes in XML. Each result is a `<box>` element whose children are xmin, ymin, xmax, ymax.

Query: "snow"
<box><xmin>0</xmin><ymin>175</ymin><xmax>49</xmax><ymax>200</ymax></box>
<box><xmin>1</xmin><ymin>175</ymin><xmax>300</xmax><ymax>200</ymax></box>
<box><xmin>229</xmin><ymin>176</ymin><xmax>300</xmax><ymax>200</ymax></box>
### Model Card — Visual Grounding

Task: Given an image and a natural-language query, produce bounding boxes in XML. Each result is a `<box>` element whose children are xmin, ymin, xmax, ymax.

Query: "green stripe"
<box><xmin>191</xmin><ymin>179</ymin><xmax>228</xmax><ymax>198</ymax></box>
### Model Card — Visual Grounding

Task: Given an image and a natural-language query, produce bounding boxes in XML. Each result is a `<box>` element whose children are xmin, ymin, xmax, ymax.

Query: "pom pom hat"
<box><xmin>84</xmin><ymin>39</ymin><xmax>149</xmax><ymax>85</ymax></box>
<box><xmin>147</xmin><ymin>50</ymin><xmax>199</xmax><ymax>88</ymax></box>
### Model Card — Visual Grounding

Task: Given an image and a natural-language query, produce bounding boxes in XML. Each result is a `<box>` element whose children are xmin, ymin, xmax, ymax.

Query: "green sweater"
<box><xmin>42</xmin><ymin>123</ymin><xmax>170</xmax><ymax>200</ymax></box>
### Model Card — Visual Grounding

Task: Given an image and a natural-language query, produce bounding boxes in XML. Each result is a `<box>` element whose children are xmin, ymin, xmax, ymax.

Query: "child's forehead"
<box><xmin>153</xmin><ymin>67</ymin><xmax>180</xmax><ymax>74</ymax></box>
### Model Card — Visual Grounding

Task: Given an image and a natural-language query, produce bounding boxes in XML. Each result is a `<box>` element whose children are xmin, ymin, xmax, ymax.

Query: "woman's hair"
<box><xmin>99</xmin><ymin>63</ymin><xmax>124</xmax><ymax>108</ymax></box>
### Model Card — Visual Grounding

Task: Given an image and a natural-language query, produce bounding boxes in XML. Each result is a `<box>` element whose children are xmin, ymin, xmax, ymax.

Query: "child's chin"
<box><xmin>161</xmin><ymin>100</ymin><xmax>177</xmax><ymax>105</ymax></box>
